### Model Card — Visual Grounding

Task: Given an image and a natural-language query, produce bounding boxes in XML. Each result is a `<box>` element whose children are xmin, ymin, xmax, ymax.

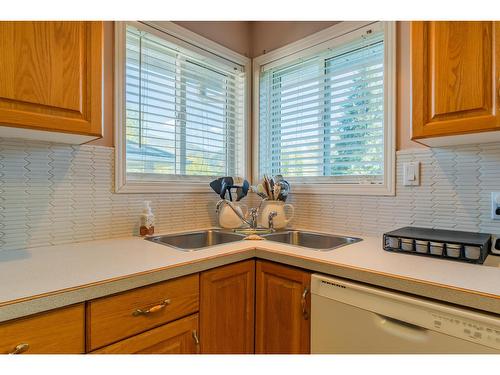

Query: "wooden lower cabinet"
<box><xmin>255</xmin><ymin>260</ymin><xmax>311</xmax><ymax>354</ymax></box>
<box><xmin>86</xmin><ymin>274</ymin><xmax>199</xmax><ymax>351</ymax></box>
<box><xmin>0</xmin><ymin>304</ymin><xmax>85</xmax><ymax>354</ymax></box>
<box><xmin>200</xmin><ymin>260</ymin><xmax>255</xmax><ymax>354</ymax></box>
<box><xmin>1</xmin><ymin>260</ymin><xmax>313</xmax><ymax>355</ymax></box>
<box><xmin>92</xmin><ymin>314</ymin><xmax>199</xmax><ymax>354</ymax></box>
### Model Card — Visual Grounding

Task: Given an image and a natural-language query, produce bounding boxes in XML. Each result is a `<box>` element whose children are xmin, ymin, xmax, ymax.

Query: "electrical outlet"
<box><xmin>403</xmin><ymin>162</ymin><xmax>420</xmax><ymax>186</ymax></box>
<box><xmin>491</xmin><ymin>192</ymin><xmax>500</xmax><ymax>220</ymax></box>
<box><xmin>492</xmin><ymin>235</ymin><xmax>500</xmax><ymax>255</ymax></box>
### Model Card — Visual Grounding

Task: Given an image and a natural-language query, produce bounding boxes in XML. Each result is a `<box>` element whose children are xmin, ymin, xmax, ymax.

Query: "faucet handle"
<box><xmin>268</xmin><ymin>210</ymin><xmax>278</xmax><ymax>230</ymax></box>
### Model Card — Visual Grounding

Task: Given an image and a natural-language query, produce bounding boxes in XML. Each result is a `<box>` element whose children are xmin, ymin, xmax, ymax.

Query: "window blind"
<box><xmin>125</xmin><ymin>25</ymin><xmax>246</xmax><ymax>181</ymax></box>
<box><xmin>259</xmin><ymin>29</ymin><xmax>385</xmax><ymax>183</ymax></box>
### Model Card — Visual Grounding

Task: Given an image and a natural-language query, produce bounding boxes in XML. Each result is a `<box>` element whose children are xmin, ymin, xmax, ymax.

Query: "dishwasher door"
<box><xmin>311</xmin><ymin>274</ymin><xmax>500</xmax><ymax>354</ymax></box>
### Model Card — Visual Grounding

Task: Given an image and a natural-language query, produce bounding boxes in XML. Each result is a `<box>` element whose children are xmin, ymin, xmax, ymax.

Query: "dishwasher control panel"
<box><xmin>430</xmin><ymin>312</ymin><xmax>500</xmax><ymax>348</ymax></box>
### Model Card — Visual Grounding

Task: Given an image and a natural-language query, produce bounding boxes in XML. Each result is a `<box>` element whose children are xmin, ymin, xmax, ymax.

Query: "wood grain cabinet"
<box><xmin>86</xmin><ymin>274</ymin><xmax>199</xmax><ymax>351</ymax></box>
<box><xmin>93</xmin><ymin>314</ymin><xmax>200</xmax><ymax>354</ymax></box>
<box><xmin>0</xmin><ymin>21</ymin><xmax>103</xmax><ymax>143</ymax></box>
<box><xmin>200</xmin><ymin>260</ymin><xmax>255</xmax><ymax>354</ymax></box>
<box><xmin>1</xmin><ymin>260</ymin><xmax>313</xmax><ymax>355</ymax></box>
<box><xmin>255</xmin><ymin>260</ymin><xmax>311</xmax><ymax>354</ymax></box>
<box><xmin>411</xmin><ymin>21</ymin><xmax>500</xmax><ymax>146</ymax></box>
<box><xmin>0</xmin><ymin>304</ymin><xmax>85</xmax><ymax>354</ymax></box>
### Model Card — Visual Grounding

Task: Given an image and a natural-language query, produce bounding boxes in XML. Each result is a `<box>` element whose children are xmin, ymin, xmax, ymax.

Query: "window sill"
<box><xmin>115</xmin><ymin>180</ymin><xmax>214</xmax><ymax>194</ymax></box>
<box><xmin>290</xmin><ymin>182</ymin><xmax>395</xmax><ymax>196</ymax></box>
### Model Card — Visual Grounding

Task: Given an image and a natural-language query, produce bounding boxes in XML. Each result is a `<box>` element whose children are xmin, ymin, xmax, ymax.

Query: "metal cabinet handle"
<box><xmin>132</xmin><ymin>299</ymin><xmax>171</xmax><ymax>316</ymax></box>
<box><xmin>497</xmin><ymin>77</ymin><xmax>500</xmax><ymax>103</ymax></box>
<box><xmin>9</xmin><ymin>343</ymin><xmax>29</xmax><ymax>355</ymax></box>
<box><xmin>192</xmin><ymin>330</ymin><xmax>200</xmax><ymax>354</ymax></box>
<box><xmin>301</xmin><ymin>287</ymin><xmax>309</xmax><ymax>320</ymax></box>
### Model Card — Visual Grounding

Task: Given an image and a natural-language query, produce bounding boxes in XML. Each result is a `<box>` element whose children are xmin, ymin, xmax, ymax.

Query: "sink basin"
<box><xmin>146</xmin><ymin>229</ymin><xmax>246</xmax><ymax>251</ymax></box>
<box><xmin>262</xmin><ymin>230</ymin><xmax>361</xmax><ymax>251</ymax></box>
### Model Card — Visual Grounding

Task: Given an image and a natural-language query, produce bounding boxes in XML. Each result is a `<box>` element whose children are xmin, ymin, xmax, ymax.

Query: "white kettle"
<box><xmin>257</xmin><ymin>200</ymin><xmax>294</xmax><ymax>229</ymax></box>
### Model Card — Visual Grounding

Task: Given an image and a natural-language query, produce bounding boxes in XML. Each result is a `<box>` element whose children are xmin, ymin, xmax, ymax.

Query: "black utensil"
<box><xmin>220</xmin><ymin>180</ymin><xmax>228</xmax><ymax>200</ymax></box>
<box><xmin>210</xmin><ymin>177</ymin><xmax>224</xmax><ymax>195</ymax></box>
<box><xmin>235</xmin><ymin>179</ymin><xmax>250</xmax><ymax>201</ymax></box>
<box><xmin>277</xmin><ymin>180</ymin><xmax>290</xmax><ymax>202</ymax></box>
<box><xmin>220</xmin><ymin>177</ymin><xmax>234</xmax><ymax>201</ymax></box>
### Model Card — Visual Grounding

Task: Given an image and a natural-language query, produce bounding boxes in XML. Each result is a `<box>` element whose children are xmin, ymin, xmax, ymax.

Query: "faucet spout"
<box><xmin>216</xmin><ymin>199</ymin><xmax>274</xmax><ymax>232</ymax></box>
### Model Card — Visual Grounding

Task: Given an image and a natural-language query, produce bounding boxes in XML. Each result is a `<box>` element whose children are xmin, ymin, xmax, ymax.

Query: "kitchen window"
<box><xmin>115</xmin><ymin>22</ymin><xmax>250</xmax><ymax>193</ymax></box>
<box><xmin>254</xmin><ymin>22</ymin><xmax>395</xmax><ymax>195</ymax></box>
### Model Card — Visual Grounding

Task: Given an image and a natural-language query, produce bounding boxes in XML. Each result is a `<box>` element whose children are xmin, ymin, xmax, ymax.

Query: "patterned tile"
<box><xmin>289</xmin><ymin>145</ymin><xmax>500</xmax><ymax>237</ymax></box>
<box><xmin>1</xmin><ymin>138</ymin><xmax>500</xmax><ymax>251</ymax></box>
<box><xmin>0</xmin><ymin>139</ymin><xmax>219</xmax><ymax>251</ymax></box>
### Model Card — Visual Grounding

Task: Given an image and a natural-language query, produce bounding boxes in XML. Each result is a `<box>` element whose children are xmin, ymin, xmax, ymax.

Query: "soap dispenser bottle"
<box><xmin>140</xmin><ymin>201</ymin><xmax>155</xmax><ymax>236</ymax></box>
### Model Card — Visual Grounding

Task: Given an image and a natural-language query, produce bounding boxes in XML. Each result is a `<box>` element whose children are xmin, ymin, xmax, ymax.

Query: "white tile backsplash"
<box><xmin>288</xmin><ymin>143</ymin><xmax>500</xmax><ymax>237</ymax></box>
<box><xmin>1</xmin><ymin>138</ymin><xmax>500</xmax><ymax>251</ymax></box>
<box><xmin>0</xmin><ymin>139</ymin><xmax>220</xmax><ymax>251</ymax></box>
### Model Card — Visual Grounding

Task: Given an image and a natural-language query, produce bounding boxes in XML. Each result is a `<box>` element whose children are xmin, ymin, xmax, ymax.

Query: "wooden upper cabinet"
<box><xmin>411</xmin><ymin>21</ymin><xmax>500</xmax><ymax>146</ymax></box>
<box><xmin>0</xmin><ymin>21</ymin><xmax>103</xmax><ymax>143</ymax></box>
<box><xmin>255</xmin><ymin>260</ymin><xmax>311</xmax><ymax>354</ymax></box>
<box><xmin>200</xmin><ymin>260</ymin><xmax>255</xmax><ymax>354</ymax></box>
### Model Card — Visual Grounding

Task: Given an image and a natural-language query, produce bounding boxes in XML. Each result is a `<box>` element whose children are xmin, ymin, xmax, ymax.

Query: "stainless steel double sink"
<box><xmin>146</xmin><ymin>229</ymin><xmax>361</xmax><ymax>252</ymax></box>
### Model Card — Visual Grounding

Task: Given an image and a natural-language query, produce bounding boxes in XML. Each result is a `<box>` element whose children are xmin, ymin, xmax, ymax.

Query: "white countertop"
<box><xmin>1</xmin><ymin>228</ymin><xmax>499</xmax><ymax>321</ymax></box>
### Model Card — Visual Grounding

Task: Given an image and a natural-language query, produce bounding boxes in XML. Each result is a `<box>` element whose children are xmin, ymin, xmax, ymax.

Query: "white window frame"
<box><xmin>114</xmin><ymin>21</ymin><xmax>251</xmax><ymax>193</ymax></box>
<box><xmin>252</xmin><ymin>21</ymin><xmax>396</xmax><ymax>196</ymax></box>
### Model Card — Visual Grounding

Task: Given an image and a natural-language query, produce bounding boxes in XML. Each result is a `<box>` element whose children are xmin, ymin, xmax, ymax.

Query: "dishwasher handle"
<box><xmin>375</xmin><ymin>314</ymin><xmax>429</xmax><ymax>342</ymax></box>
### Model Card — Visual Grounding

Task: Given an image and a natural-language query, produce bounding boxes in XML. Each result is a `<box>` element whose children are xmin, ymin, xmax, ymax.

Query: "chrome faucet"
<box><xmin>248</xmin><ymin>208</ymin><xmax>259</xmax><ymax>229</ymax></box>
<box><xmin>268</xmin><ymin>211</ymin><xmax>278</xmax><ymax>230</ymax></box>
<box><xmin>215</xmin><ymin>199</ymin><xmax>274</xmax><ymax>232</ymax></box>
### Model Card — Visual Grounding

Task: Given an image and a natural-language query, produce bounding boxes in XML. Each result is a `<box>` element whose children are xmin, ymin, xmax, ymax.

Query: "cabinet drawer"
<box><xmin>0</xmin><ymin>304</ymin><xmax>85</xmax><ymax>354</ymax></box>
<box><xmin>92</xmin><ymin>314</ymin><xmax>199</xmax><ymax>354</ymax></box>
<box><xmin>87</xmin><ymin>274</ymin><xmax>199</xmax><ymax>351</ymax></box>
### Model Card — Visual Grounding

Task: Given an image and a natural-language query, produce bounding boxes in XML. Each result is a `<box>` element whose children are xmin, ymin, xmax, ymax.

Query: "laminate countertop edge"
<box><xmin>1</xmin><ymin>231</ymin><xmax>499</xmax><ymax>322</ymax></box>
<box><xmin>0</xmin><ymin>249</ymin><xmax>256</xmax><ymax>322</ymax></box>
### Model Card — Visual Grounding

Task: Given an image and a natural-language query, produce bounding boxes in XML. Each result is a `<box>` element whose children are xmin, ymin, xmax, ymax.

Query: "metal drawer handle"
<box><xmin>132</xmin><ymin>299</ymin><xmax>171</xmax><ymax>316</ymax></box>
<box><xmin>497</xmin><ymin>77</ymin><xmax>500</xmax><ymax>105</ymax></box>
<box><xmin>192</xmin><ymin>330</ymin><xmax>200</xmax><ymax>354</ymax></box>
<box><xmin>301</xmin><ymin>287</ymin><xmax>309</xmax><ymax>320</ymax></box>
<box><xmin>9</xmin><ymin>343</ymin><xmax>29</xmax><ymax>355</ymax></box>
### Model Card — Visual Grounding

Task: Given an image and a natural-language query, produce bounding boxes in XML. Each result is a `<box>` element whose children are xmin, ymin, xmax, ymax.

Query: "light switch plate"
<box><xmin>491</xmin><ymin>192</ymin><xmax>500</xmax><ymax>220</ymax></box>
<box><xmin>403</xmin><ymin>162</ymin><xmax>420</xmax><ymax>186</ymax></box>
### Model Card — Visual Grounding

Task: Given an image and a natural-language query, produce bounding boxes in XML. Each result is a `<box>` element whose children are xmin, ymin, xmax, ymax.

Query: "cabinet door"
<box><xmin>255</xmin><ymin>260</ymin><xmax>310</xmax><ymax>354</ymax></box>
<box><xmin>93</xmin><ymin>314</ymin><xmax>199</xmax><ymax>354</ymax></box>
<box><xmin>200</xmin><ymin>260</ymin><xmax>255</xmax><ymax>354</ymax></box>
<box><xmin>411</xmin><ymin>21</ymin><xmax>500</xmax><ymax>143</ymax></box>
<box><xmin>87</xmin><ymin>274</ymin><xmax>199</xmax><ymax>351</ymax></box>
<box><xmin>0</xmin><ymin>22</ymin><xmax>103</xmax><ymax>140</ymax></box>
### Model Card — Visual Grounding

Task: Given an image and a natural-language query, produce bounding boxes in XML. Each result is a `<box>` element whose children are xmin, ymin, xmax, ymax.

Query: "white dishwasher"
<box><xmin>311</xmin><ymin>274</ymin><xmax>500</xmax><ymax>354</ymax></box>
